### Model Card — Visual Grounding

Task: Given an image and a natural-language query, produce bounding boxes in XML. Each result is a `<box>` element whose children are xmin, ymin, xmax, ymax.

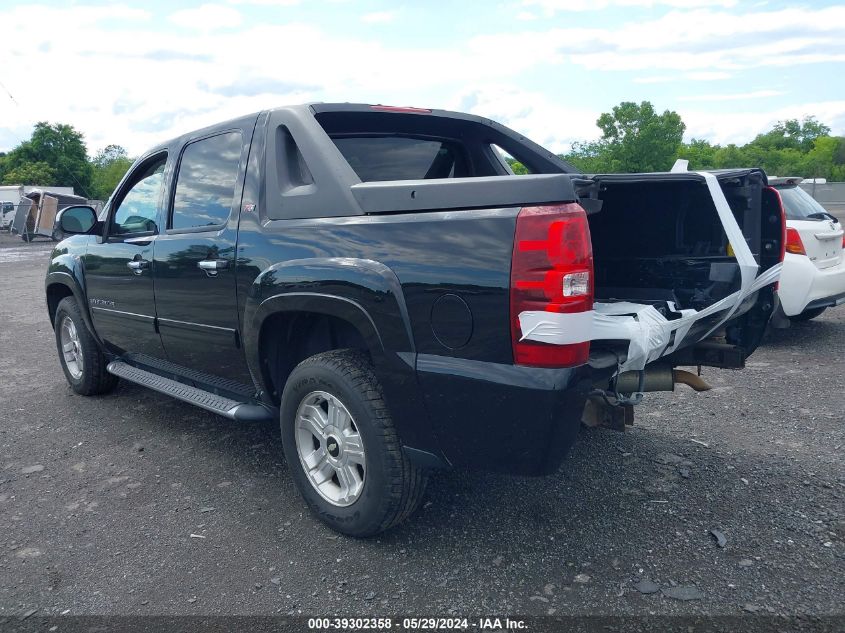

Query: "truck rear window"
<box><xmin>331</xmin><ymin>136</ymin><xmax>468</xmax><ymax>182</ymax></box>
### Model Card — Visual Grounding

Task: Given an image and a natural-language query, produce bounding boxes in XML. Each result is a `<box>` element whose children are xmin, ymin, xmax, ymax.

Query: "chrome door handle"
<box><xmin>125</xmin><ymin>235</ymin><xmax>157</xmax><ymax>246</ymax></box>
<box><xmin>126</xmin><ymin>259</ymin><xmax>150</xmax><ymax>275</ymax></box>
<box><xmin>198</xmin><ymin>259</ymin><xmax>229</xmax><ymax>276</ymax></box>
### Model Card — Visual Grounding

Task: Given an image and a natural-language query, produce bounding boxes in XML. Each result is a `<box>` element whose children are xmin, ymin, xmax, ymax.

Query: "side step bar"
<box><xmin>107</xmin><ymin>360</ymin><xmax>274</xmax><ymax>422</ymax></box>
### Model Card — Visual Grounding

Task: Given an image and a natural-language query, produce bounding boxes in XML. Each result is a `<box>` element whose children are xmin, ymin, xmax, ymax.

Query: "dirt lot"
<box><xmin>0</xmin><ymin>232</ymin><xmax>842</xmax><ymax>620</ymax></box>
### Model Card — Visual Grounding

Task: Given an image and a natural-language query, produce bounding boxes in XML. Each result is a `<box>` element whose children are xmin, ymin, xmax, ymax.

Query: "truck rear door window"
<box><xmin>170</xmin><ymin>131</ymin><xmax>242</xmax><ymax>230</ymax></box>
<box><xmin>331</xmin><ymin>136</ymin><xmax>468</xmax><ymax>182</ymax></box>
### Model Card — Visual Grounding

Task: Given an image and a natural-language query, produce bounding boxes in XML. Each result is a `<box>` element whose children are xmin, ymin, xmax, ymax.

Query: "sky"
<box><xmin>1</xmin><ymin>0</ymin><xmax>844</xmax><ymax>157</ymax></box>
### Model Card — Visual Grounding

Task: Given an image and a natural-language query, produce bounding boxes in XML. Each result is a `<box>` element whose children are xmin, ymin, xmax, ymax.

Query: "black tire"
<box><xmin>54</xmin><ymin>297</ymin><xmax>119</xmax><ymax>396</ymax></box>
<box><xmin>280</xmin><ymin>349</ymin><xmax>427</xmax><ymax>537</ymax></box>
<box><xmin>790</xmin><ymin>307</ymin><xmax>826</xmax><ymax>322</ymax></box>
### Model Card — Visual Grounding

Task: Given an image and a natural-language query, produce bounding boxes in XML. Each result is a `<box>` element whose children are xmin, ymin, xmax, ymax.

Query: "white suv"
<box><xmin>770</xmin><ymin>178</ymin><xmax>845</xmax><ymax>321</ymax></box>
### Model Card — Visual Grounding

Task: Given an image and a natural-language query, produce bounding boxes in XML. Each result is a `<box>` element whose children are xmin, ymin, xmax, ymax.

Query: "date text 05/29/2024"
<box><xmin>307</xmin><ymin>617</ymin><xmax>528</xmax><ymax>630</ymax></box>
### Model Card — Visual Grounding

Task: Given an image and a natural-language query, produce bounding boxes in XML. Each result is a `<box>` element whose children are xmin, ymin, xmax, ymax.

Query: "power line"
<box><xmin>0</xmin><ymin>76</ymin><xmax>91</xmax><ymax>198</ymax></box>
<box><xmin>0</xmin><ymin>78</ymin><xmax>18</xmax><ymax>105</ymax></box>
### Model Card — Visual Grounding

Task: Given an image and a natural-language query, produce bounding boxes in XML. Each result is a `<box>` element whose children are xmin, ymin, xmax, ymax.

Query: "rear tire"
<box><xmin>280</xmin><ymin>349</ymin><xmax>427</xmax><ymax>537</ymax></box>
<box><xmin>790</xmin><ymin>307</ymin><xmax>826</xmax><ymax>322</ymax></box>
<box><xmin>54</xmin><ymin>297</ymin><xmax>119</xmax><ymax>396</ymax></box>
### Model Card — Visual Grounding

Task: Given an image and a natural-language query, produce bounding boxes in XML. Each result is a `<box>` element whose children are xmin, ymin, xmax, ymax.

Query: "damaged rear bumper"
<box><xmin>519</xmin><ymin>168</ymin><xmax>782</xmax><ymax>373</ymax></box>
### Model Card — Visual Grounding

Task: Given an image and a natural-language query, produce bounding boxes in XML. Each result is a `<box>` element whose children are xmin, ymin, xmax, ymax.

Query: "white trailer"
<box><xmin>0</xmin><ymin>185</ymin><xmax>77</xmax><ymax>231</ymax></box>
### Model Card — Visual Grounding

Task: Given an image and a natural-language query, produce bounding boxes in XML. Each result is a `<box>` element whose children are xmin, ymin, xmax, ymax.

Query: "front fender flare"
<box><xmin>45</xmin><ymin>255</ymin><xmax>98</xmax><ymax>341</ymax></box>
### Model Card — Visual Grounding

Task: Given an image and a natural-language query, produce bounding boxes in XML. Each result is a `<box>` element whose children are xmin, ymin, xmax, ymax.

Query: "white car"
<box><xmin>0</xmin><ymin>201</ymin><xmax>15</xmax><ymax>230</ymax></box>
<box><xmin>770</xmin><ymin>178</ymin><xmax>845</xmax><ymax>321</ymax></box>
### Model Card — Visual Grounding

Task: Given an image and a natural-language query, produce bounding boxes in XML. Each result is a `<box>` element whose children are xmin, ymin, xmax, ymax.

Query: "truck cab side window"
<box><xmin>490</xmin><ymin>144</ymin><xmax>532</xmax><ymax>175</ymax></box>
<box><xmin>170</xmin><ymin>131</ymin><xmax>242</xmax><ymax>230</ymax></box>
<box><xmin>111</xmin><ymin>156</ymin><xmax>167</xmax><ymax>236</ymax></box>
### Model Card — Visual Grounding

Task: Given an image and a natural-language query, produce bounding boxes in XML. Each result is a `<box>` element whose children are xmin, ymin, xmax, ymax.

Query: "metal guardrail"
<box><xmin>799</xmin><ymin>182</ymin><xmax>845</xmax><ymax>214</ymax></box>
<box><xmin>799</xmin><ymin>182</ymin><xmax>845</xmax><ymax>225</ymax></box>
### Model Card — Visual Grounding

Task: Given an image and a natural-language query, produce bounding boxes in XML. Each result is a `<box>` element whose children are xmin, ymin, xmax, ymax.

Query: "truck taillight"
<box><xmin>785</xmin><ymin>227</ymin><xmax>806</xmax><ymax>255</ymax></box>
<box><xmin>765</xmin><ymin>185</ymin><xmax>788</xmax><ymax>291</ymax></box>
<box><xmin>510</xmin><ymin>203</ymin><xmax>593</xmax><ymax>368</ymax></box>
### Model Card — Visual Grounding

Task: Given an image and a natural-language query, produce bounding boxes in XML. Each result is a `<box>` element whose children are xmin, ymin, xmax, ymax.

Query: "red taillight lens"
<box><xmin>785</xmin><ymin>227</ymin><xmax>806</xmax><ymax>255</ymax></box>
<box><xmin>510</xmin><ymin>203</ymin><xmax>593</xmax><ymax>368</ymax></box>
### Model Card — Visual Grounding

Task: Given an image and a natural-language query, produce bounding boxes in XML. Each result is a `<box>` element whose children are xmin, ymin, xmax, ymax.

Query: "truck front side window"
<box><xmin>112</xmin><ymin>157</ymin><xmax>167</xmax><ymax>235</ymax></box>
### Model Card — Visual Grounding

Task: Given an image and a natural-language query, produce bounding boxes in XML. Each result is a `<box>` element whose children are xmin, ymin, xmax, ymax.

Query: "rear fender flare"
<box><xmin>243</xmin><ymin>257</ymin><xmax>415</xmax><ymax>364</ymax></box>
<box><xmin>242</xmin><ymin>258</ymin><xmax>441</xmax><ymax>455</ymax></box>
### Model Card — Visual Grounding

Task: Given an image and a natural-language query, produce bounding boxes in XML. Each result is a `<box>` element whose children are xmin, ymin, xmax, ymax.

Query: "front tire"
<box><xmin>54</xmin><ymin>297</ymin><xmax>118</xmax><ymax>396</ymax></box>
<box><xmin>280</xmin><ymin>350</ymin><xmax>427</xmax><ymax>537</ymax></box>
<box><xmin>790</xmin><ymin>307</ymin><xmax>826</xmax><ymax>322</ymax></box>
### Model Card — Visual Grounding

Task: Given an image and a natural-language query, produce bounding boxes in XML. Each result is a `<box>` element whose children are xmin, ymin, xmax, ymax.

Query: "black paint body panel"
<box><xmin>43</xmin><ymin>103</ymin><xmax>777</xmax><ymax>476</ymax></box>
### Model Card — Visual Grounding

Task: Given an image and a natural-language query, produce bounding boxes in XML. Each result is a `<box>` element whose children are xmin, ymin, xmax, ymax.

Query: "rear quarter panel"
<box><xmin>235</xmin><ymin>206</ymin><xmax>521</xmax><ymax>464</ymax></box>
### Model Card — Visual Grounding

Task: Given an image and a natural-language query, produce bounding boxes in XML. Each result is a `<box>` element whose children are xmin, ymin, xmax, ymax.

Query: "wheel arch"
<box><xmin>45</xmin><ymin>268</ymin><xmax>96</xmax><ymax>337</ymax></box>
<box><xmin>251</xmin><ymin>293</ymin><xmax>385</xmax><ymax>403</ymax></box>
<box><xmin>242</xmin><ymin>258</ymin><xmax>442</xmax><ymax>461</ymax></box>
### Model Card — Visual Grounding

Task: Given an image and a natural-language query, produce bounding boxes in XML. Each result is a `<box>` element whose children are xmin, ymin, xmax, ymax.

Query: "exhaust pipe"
<box><xmin>584</xmin><ymin>366</ymin><xmax>711</xmax><ymax>432</ymax></box>
<box><xmin>608</xmin><ymin>366</ymin><xmax>712</xmax><ymax>393</ymax></box>
<box><xmin>672</xmin><ymin>369</ymin><xmax>712</xmax><ymax>392</ymax></box>
<box><xmin>612</xmin><ymin>366</ymin><xmax>674</xmax><ymax>393</ymax></box>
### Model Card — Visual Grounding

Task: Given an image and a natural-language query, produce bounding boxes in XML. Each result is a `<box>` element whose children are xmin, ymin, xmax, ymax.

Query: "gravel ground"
<box><xmin>0</xmin><ymin>232</ymin><xmax>842</xmax><ymax>619</ymax></box>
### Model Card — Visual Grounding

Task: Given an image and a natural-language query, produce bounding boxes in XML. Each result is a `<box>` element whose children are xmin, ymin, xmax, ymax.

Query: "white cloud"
<box><xmin>227</xmin><ymin>0</ymin><xmax>299</xmax><ymax>4</ymax></box>
<box><xmin>360</xmin><ymin>11</ymin><xmax>396</xmax><ymax>24</ymax></box>
<box><xmin>522</xmin><ymin>0</ymin><xmax>737</xmax><ymax>13</ymax></box>
<box><xmin>169</xmin><ymin>4</ymin><xmax>242</xmax><ymax>30</ymax></box>
<box><xmin>0</xmin><ymin>1</ymin><xmax>841</xmax><ymax>158</ymax></box>
<box><xmin>679</xmin><ymin>89</ymin><xmax>783</xmax><ymax>102</ymax></box>
<box><xmin>686</xmin><ymin>71</ymin><xmax>732</xmax><ymax>81</ymax></box>
<box><xmin>633</xmin><ymin>76</ymin><xmax>674</xmax><ymax>84</ymax></box>
<box><xmin>634</xmin><ymin>70</ymin><xmax>734</xmax><ymax>83</ymax></box>
<box><xmin>478</xmin><ymin>5</ymin><xmax>845</xmax><ymax>74</ymax></box>
<box><xmin>456</xmin><ymin>87</ymin><xmax>845</xmax><ymax>153</ymax></box>
<box><xmin>683</xmin><ymin>100</ymin><xmax>845</xmax><ymax>146</ymax></box>
<box><xmin>449</xmin><ymin>85</ymin><xmax>599</xmax><ymax>153</ymax></box>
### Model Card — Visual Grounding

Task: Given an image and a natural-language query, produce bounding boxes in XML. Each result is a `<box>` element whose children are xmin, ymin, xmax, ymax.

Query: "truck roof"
<box><xmin>141</xmin><ymin>102</ymin><xmax>579</xmax><ymax>174</ymax></box>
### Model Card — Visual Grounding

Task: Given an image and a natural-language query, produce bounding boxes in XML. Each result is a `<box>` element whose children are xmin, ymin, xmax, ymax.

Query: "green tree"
<box><xmin>801</xmin><ymin>136</ymin><xmax>845</xmax><ymax>181</ymax></box>
<box><xmin>505</xmin><ymin>157</ymin><xmax>530</xmax><ymax>175</ymax></box>
<box><xmin>711</xmin><ymin>144</ymin><xmax>749</xmax><ymax>170</ymax></box>
<box><xmin>561</xmin><ymin>105</ymin><xmax>840</xmax><ymax>178</ymax></box>
<box><xmin>1</xmin><ymin>122</ymin><xmax>92</xmax><ymax>195</ymax></box>
<box><xmin>833</xmin><ymin>136</ymin><xmax>845</xmax><ymax>165</ymax></box>
<box><xmin>1</xmin><ymin>161</ymin><xmax>57</xmax><ymax>185</ymax></box>
<box><xmin>595</xmin><ymin>101</ymin><xmax>685</xmax><ymax>172</ymax></box>
<box><xmin>90</xmin><ymin>144</ymin><xmax>133</xmax><ymax>200</ymax></box>
<box><xmin>678</xmin><ymin>138</ymin><xmax>718</xmax><ymax>170</ymax></box>
<box><xmin>749</xmin><ymin>117</ymin><xmax>831</xmax><ymax>153</ymax></box>
<box><xmin>561</xmin><ymin>140</ymin><xmax>611</xmax><ymax>173</ymax></box>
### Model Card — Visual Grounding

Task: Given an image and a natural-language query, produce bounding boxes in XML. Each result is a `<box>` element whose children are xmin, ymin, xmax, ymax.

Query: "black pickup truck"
<box><xmin>46</xmin><ymin>104</ymin><xmax>783</xmax><ymax>536</ymax></box>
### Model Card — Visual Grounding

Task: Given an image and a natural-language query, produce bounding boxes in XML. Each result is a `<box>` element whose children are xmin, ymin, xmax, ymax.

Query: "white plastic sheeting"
<box><xmin>518</xmin><ymin>167</ymin><xmax>783</xmax><ymax>373</ymax></box>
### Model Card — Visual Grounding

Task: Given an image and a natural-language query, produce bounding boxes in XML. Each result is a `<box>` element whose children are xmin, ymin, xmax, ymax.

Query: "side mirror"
<box><xmin>57</xmin><ymin>205</ymin><xmax>97</xmax><ymax>235</ymax></box>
